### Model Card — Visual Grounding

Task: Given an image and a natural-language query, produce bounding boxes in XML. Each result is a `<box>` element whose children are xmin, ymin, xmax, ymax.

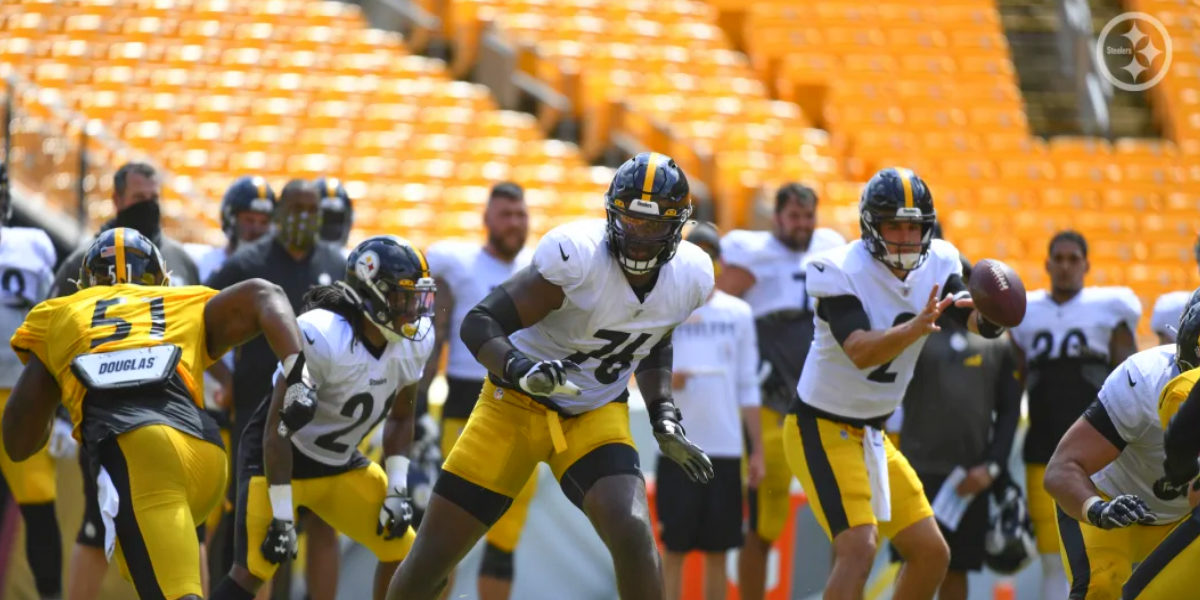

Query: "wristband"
<box><xmin>1082</xmin><ymin>495</ymin><xmax>1103</xmax><ymax>521</ymax></box>
<box><xmin>268</xmin><ymin>484</ymin><xmax>294</xmax><ymax>521</ymax></box>
<box><xmin>385</xmin><ymin>455</ymin><xmax>410</xmax><ymax>493</ymax></box>
<box><xmin>503</xmin><ymin>350</ymin><xmax>534</xmax><ymax>386</ymax></box>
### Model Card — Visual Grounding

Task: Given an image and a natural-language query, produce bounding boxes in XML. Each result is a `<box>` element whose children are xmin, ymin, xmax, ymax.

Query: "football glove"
<box><xmin>650</xmin><ymin>400</ymin><xmax>713</xmax><ymax>484</ymax></box>
<box><xmin>1086</xmin><ymin>494</ymin><xmax>1156</xmax><ymax>529</ymax></box>
<box><xmin>278</xmin><ymin>352</ymin><xmax>318</xmax><ymax>437</ymax></box>
<box><xmin>47</xmin><ymin>417</ymin><xmax>77</xmax><ymax>459</ymax></box>
<box><xmin>379</xmin><ymin>455</ymin><xmax>414</xmax><ymax>539</ymax></box>
<box><xmin>504</xmin><ymin>352</ymin><xmax>581</xmax><ymax>398</ymax></box>
<box><xmin>1154</xmin><ymin>455</ymin><xmax>1200</xmax><ymax>500</ymax></box>
<box><xmin>260</xmin><ymin>518</ymin><xmax>298</xmax><ymax>564</ymax></box>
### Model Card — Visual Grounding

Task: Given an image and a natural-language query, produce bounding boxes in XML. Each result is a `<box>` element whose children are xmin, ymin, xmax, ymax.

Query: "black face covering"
<box><xmin>114</xmin><ymin>200</ymin><xmax>162</xmax><ymax>242</ymax></box>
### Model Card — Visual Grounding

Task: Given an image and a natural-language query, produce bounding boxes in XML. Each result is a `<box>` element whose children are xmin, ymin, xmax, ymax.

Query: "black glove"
<box><xmin>260</xmin><ymin>518</ymin><xmax>298</xmax><ymax>564</ymax></box>
<box><xmin>1086</xmin><ymin>495</ymin><xmax>1156</xmax><ymax>529</ymax></box>
<box><xmin>377</xmin><ymin>492</ymin><xmax>415</xmax><ymax>540</ymax></box>
<box><xmin>1155</xmin><ymin>455</ymin><xmax>1200</xmax><ymax>500</ymax></box>
<box><xmin>650</xmin><ymin>400</ymin><xmax>714</xmax><ymax>483</ymax></box>
<box><xmin>504</xmin><ymin>351</ymin><xmax>581</xmax><ymax>398</ymax></box>
<box><xmin>279</xmin><ymin>353</ymin><xmax>318</xmax><ymax>436</ymax></box>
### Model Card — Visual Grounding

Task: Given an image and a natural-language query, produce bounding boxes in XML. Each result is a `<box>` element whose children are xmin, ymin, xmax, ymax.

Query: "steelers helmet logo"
<box><xmin>355</xmin><ymin>250</ymin><xmax>380</xmax><ymax>282</ymax></box>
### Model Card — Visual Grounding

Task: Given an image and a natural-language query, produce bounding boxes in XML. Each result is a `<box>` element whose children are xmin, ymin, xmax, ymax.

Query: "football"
<box><xmin>968</xmin><ymin>258</ymin><xmax>1027</xmax><ymax>328</ymax></box>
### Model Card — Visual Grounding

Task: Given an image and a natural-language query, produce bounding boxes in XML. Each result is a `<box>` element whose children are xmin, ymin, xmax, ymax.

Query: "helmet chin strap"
<box><xmin>366</xmin><ymin>316</ymin><xmax>404</xmax><ymax>343</ymax></box>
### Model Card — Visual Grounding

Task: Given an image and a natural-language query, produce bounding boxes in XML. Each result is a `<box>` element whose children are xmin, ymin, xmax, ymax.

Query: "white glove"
<box><xmin>48</xmin><ymin>418</ymin><xmax>77</xmax><ymax>459</ymax></box>
<box><xmin>505</xmin><ymin>354</ymin><xmax>582</xmax><ymax>398</ymax></box>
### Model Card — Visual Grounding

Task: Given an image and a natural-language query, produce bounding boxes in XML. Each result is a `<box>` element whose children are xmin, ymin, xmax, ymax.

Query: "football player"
<box><xmin>314</xmin><ymin>176</ymin><xmax>353</xmax><ymax>249</ymax></box>
<box><xmin>717</xmin><ymin>183</ymin><xmax>845</xmax><ymax>599</ymax></box>
<box><xmin>386</xmin><ymin>152</ymin><xmax>715</xmax><ymax>600</ymax></box>
<box><xmin>211</xmin><ymin>236</ymin><xmax>433</xmax><ymax>600</ymax></box>
<box><xmin>2</xmin><ymin>227</ymin><xmax>315</xmax><ymax>600</ymax></box>
<box><xmin>1010</xmin><ymin>230</ymin><xmax>1141</xmax><ymax>599</ymax></box>
<box><xmin>1149</xmin><ymin>235</ymin><xmax>1200</xmax><ymax>344</ymax></box>
<box><xmin>421</xmin><ymin>181</ymin><xmax>533</xmax><ymax>599</ymax></box>
<box><xmin>1043</xmin><ymin>291</ymin><xmax>1196</xmax><ymax>599</ymax></box>
<box><xmin>782</xmin><ymin>167</ymin><xmax>1007</xmax><ymax>599</ymax></box>
<box><xmin>0</xmin><ymin>162</ymin><xmax>67</xmax><ymax>600</ymax></box>
<box><xmin>185</xmin><ymin>176</ymin><xmax>277</xmax><ymax>284</ymax></box>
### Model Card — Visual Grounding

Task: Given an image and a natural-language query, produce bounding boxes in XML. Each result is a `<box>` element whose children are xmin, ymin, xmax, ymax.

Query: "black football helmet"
<box><xmin>220</xmin><ymin>176</ymin><xmax>276</xmax><ymax>243</ymax></box>
<box><xmin>605</xmin><ymin>152</ymin><xmax>692</xmax><ymax>274</ymax></box>
<box><xmin>314</xmin><ymin>176</ymin><xmax>353</xmax><ymax>245</ymax></box>
<box><xmin>339</xmin><ymin>236</ymin><xmax>435</xmax><ymax>342</ymax></box>
<box><xmin>1175</xmin><ymin>287</ymin><xmax>1200</xmax><ymax>371</ymax></box>
<box><xmin>0</xmin><ymin>162</ymin><xmax>11</xmax><ymax>226</ymax></box>
<box><xmin>860</xmin><ymin>167</ymin><xmax>937</xmax><ymax>272</ymax></box>
<box><xmin>78</xmin><ymin>227</ymin><xmax>169</xmax><ymax>288</ymax></box>
<box><xmin>983</xmin><ymin>476</ymin><xmax>1037</xmax><ymax>574</ymax></box>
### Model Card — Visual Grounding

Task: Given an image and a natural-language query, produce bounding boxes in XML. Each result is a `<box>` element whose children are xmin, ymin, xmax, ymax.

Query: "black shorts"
<box><xmin>655</xmin><ymin>456</ymin><xmax>743</xmax><ymax>553</ymax></box>
<box><xmin>889</xmin><ymin>470</ymin><xmax>990</xmax><ymax>571</ymax></box>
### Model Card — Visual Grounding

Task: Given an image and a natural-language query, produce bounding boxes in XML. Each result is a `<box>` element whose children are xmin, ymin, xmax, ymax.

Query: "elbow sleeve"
<box><xmin>817</xmin><ymin>295</ymin><xmax>871</xmax><ymax>347</ymax></box>
<box><xmin>461</xmin><ymin>287</ymin><xmax>523</xmax><ymax>356</ymax></box>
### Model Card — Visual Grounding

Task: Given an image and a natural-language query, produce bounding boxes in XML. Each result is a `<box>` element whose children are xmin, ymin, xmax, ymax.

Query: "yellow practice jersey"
<box><xmin>11</xmin><ymin>284</ymin><xmax>221</xmax><ymax>444</ymax></box>
<box><xmin>1158</xmin><ymin>366</ymin><xmax>1200</xmax><ymax>430</ymax></box>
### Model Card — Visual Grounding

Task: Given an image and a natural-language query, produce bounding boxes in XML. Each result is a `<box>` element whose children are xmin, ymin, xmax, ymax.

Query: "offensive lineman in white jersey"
<box><xmin>0</xmin><ymin>163</ymin><xmax>67</xmax><ymax>600</ymax></box>
<box><xmin>211</xmin><ymin>236</ymin><xmax>435</xmax><ymax>600</ymax></box>
<box><xmin>783</xmin><ymin>167</ymin><xmax>1008</xmax><ymax>600</ymax></box>
<box><xmin>387</xmin><ymin>153</ymin><xmax>715</xmax><ymax>600</ymax></box>
<box><xmin>1010</xmin><ymin>230</ymin><xmax>1141</xmax><ymax>599</ymax></box>
<box><xmin>1043</xmin><ymin>327</ymin><xmax>1194</xmax><ymax>599</ymax></box>
<box><xmin>1149</xmin><ymin>237</ymin><xmax>1199</xmax><ymax>344</ymax></box>
<box><xmin>718</xmin><ymin>184</ymin><xmax>845</xmax><ymax>599</ymax></box>
<box><xmin>422</xmin><ymin>181</ymin><xmax>533</xmax><ymax>599</ymax></box>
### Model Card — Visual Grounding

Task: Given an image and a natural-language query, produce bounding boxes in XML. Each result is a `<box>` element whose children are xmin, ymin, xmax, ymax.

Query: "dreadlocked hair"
<box><xmin>301</xmin><ymin>284</ymin><xmax>364</xmax><ymax>349</ymax></box>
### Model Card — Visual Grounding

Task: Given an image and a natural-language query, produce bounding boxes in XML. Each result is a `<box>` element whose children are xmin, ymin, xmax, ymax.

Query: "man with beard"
<box><xmin>205</xmin><ymin>179</ymin><xmax>346</xmax><ymax>600</ymax></box>
<box><xmin>419</xmin><ymin>182</ymin><xmax>531</xmax><ymax>599</ymax></box>
<box><xmin>717</xmin><ymin>183</ymin><xmax>845</xmax><ymax>600</ymax></box>
<box><xmin>48</xmin><ymin>161</ymin><xmax>204</xmax><ymax>600</ymax></box>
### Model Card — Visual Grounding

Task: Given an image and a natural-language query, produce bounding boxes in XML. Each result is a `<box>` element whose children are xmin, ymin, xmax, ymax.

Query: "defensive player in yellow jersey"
<box><xmin>1120</xmin><ymin>293</ymin><xmax>1200</xmax><ymax>599</ymax></box>
<box><xmin>1</xmin><ymin>228</ymin><xmax>318</xmax><ymax>600</ymax></box>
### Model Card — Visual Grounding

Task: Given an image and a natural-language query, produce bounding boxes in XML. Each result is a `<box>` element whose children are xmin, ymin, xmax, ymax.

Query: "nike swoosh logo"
<box><xmin>1128</xmin><ymin>371</ymin><xmax>1137</xmax><ymax>387</ymax></box>
<box><xmin>813</xmin><ymin>263</ymin><xmax>825</xmax><ymax>272</ymax></box>
<box><xmin>559</xmin><ymin>244</ymin><xmax>569</xmax><ymax>261</ymax></box>
<box><xmin>304</xmin><ymin>331</ymin><xmax>316</xmax><ymax>345</ymax></box>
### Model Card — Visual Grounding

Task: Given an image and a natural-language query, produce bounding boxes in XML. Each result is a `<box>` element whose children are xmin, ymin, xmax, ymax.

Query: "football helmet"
<box><xmin>339</xmin><ymin>236</ymin><xmax>435</xmax><ymax>342</ymax></box>
<box><xmin>983</xmin><ymin>476</ymin><xmax>1037</xmax><ymax>574</ymax></box>
<box><xmin>604</xmin><ymin>152</ymin><xmax>692</xmax><ymax>274</ymax></box>
<box><xmin>220</xmin><ymin>176</ymin><xmax>276</xmax><ymax>242</ymax></box>
<box><xmin>78</xmin><ymin>227</ymin><xmax>169</xmax><ymax>288</ymax></box>
<box><xmin>1175</xmin><ymin>287</ymin><xmax>1200</xmax><ymax>371</ymax></box>
<box><xmin>860</xmin><ymin>167</ymin><xmax>937</xmax><ymax>272</ymax></box>
<box><xmin>314</xmin><ymin>176</ymin><xmax>353</xmax><ymax>245</ymax></box>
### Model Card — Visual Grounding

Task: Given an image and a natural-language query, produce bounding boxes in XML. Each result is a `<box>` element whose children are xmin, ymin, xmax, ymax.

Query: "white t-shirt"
<box><xmin>1010</xmin><ymin>287</ymin><xmax>1142</xmax><ymax>365</ymax></box>
<box><xmin>720</xmin><ymin>228</ymin><xmax>846</xmax><ymax>317</ymax></box>
<box><xmin>0</xmin><ymin>227</ymin><xmax>56</xmax><ymax>388</ymax></box>
<box><xmin>273</xmin><ymin>308</ymin><xmax>433</xmax><ymax>466</ymax></box>
<box><xmin>672</xmin><ymin>290</ymin><xmax>760</xmax><ymax>457</ymax></box>
<box><xmin>1152</xmin><ymin>290</ymin><xmax>1190</xmax><ymax>342</ymax></box>
<box><xmin>510</xmin><ymin>219</ymin><xmax>714</xmax><ymax>414</ymax></box>
<box><xmin>425</xmin><ymin>241</ymin><xmax>532</xmax><ymax>380</ymax></box>
<box><xmin>1092</xmin><ymin>345</ymin><xmax>1190</xmax><ymax>523</ymax></box>
<box><xmin>797</xmin><ymin>239</ymin><xmax>964</xmax><ymax>420</ymax></box>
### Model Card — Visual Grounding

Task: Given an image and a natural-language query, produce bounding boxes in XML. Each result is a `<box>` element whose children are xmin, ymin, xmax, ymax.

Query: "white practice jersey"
<box><xmin>1151</xmin><ymin>290</ymin><xmax>1190</xmax><ymax>342</ymax></box>
<box><xmin>1010</xmin><ymin>287</ymin><xmax>1141</xmax><ymax>365</ymax></box>
<box><xmin>426</xmin><ymin>241</ymin><xmax>532</xmax><ymax>380</ymax></box>
<box><xmin>1091</xmin><ymin>345</ymin><xmax>1190</xmax><ymax>523</ymax></box>
<box><xmin>797</xmin><ymin>239</ymin><xmax>963</xmax><ymax>420</ymax></box>
<box><xmin>0</xmin><ymin>227</ymin><xmax>55</xmax><ymax>388</ymax></box>
<box><xmin>510</xmin><ymin>220</ymin><xmax>714</xmax><ymax>414</ymax></box>
<box><xmin>183</xmin><ymin>242</ymin><xmax>228</xmax><ymax>285</ymax></box>
<box><xmin>673</xmin><ymin>290</ymin><xmax>760</xmax><ymax>457</ymax></box>
<box><xmin>274</xmin><ymin>309</ymin><xmax>434</xmax><ymax>466</ymax></box>
<box><xmin>720</xmin><ymin>228</ymin><xmax>846</xmax><ymax>317</ymax></box>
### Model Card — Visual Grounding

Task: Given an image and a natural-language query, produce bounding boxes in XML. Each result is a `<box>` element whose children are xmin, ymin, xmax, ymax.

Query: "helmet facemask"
<box><xmin>1176</xmin><ymin>299</ymin><xmax>1200</xmax><ymax>371</ymax></box>
<box><xmin>861</xmin><ymin>207</ymin><xmax>937</xmax><ymax>272</ymax></box>
<box><xmin>606</xmin><ymin>201</ymin><xmax>690</xmax><ymax>275</ymax></box>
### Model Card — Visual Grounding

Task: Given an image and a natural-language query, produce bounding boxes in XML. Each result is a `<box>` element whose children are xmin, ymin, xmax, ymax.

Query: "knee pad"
<box><xmin>479</xmin><ymin>542</ymin><xmax>515</xmax><ymax>581</ymax></box>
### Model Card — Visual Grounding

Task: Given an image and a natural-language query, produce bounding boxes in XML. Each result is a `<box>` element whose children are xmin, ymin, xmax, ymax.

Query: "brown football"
<box><xmin>968</xmin><ymin>258</ymin><xmax>1027</xmax><ymax>328</ymax></box>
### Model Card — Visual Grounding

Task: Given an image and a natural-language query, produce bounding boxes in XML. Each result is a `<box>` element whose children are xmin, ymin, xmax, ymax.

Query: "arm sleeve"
<box><xmin>986</xmin><ymin>344</ymin><xmax>1021</xmax><ymax>465</ymax></box>
<box><xmin>737</xmin><ymin>306</ymin><xmax>761</xmax><ymax>407</ymax></box>
<box><xmin>635</xmin><ymin>330</ymin><xmax>673</xmax><ymax>373</ymax></box>
<box><xmin>1083</xmin><ymin>399</ymin><xmax>1128</xmax><ymax>451</ymax></box>
<box><xmin>940</xmin><ymin>272</ymin><xmax>972</xmax><ymax>328</ymax></box>
<box><xmin>816</xmin><ymin>295</ymin><xmax>871</xmax><ymax>347</ymax></box>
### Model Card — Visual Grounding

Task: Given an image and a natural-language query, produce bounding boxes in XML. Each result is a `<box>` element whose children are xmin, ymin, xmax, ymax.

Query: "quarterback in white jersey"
<box><xmin>421</xmin><ymin>182</ymin><xmax>533</xmax><ymax>598</ymax></box>
<box><xmin>213</xmin><ymin>236</ymin><xmax>434</xmax><ymax>600</ymax></box>
<box><xmin>1044</xmin><ymin>343</ymin><xmax>1192</xmax><ymax>599</ymax></box>
<box><xmin>388</xmin><ymin>153</ymin><xmax>715</xmax><ymax>600</ymax></box>
<box><xmin>782</xmin><ymin>168</ymin><xmax>1007</xmax><ymax>600</ymax></box>
<box><xmin>0</xmin><ymin>205</ymin><xmax>68</xmax><ymax>599</ymax></box>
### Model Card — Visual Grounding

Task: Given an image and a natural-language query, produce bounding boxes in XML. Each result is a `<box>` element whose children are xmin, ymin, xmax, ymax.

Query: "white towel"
<box><xmin>863</xmin><ymin>426</ymin><xmax>891</xmax><ymax>522</ymax></box>
<box><xmin>96</xmin><ymin>467</ymin><xmax>120</xmax><ymax>561</ymax></box>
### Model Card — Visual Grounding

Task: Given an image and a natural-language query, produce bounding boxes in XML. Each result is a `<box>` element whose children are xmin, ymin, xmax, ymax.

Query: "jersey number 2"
<box><xmin>313</xmin><ymin>393</ymin><xmax>394</xmax><ymax>454</ymax></box>
<box><xmin>866</xmin><ymin>312</ymin><xmax>916</xmax><ymax>384</ymax></box>
<box><xmin>566</xmin><ymin>329</ymin><xmax>653</xmax><ymax>385</ymax></box>
<box><xmin>90</xmin><ymin>297</ymin><xmax>166</xmax><ymax>348</ymax></box>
